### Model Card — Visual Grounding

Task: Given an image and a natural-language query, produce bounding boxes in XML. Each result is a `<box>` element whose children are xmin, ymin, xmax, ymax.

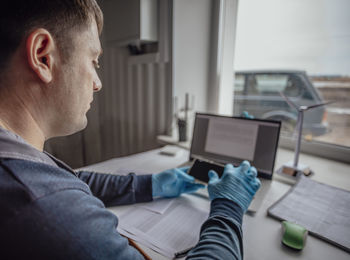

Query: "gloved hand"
<box><xmin>208</xmin><ymin>161</ymin><xmax>261</xmax><ymax>212</ymax></box>
<box><xmin>152</xmin><ymin>167</ymin><xmax>205</xmax><ymax>198</ymax></box>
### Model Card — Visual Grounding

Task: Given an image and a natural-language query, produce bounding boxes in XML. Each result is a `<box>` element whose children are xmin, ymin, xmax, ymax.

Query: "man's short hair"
<box><xmin>0</xmin><ymin>0</ymin><xmax>103</xmax><ymax>73</ymax></box>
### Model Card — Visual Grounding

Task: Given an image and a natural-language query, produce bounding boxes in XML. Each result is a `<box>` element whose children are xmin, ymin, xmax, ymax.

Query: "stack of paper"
<box><xmin>268</xmin><ymin>175</ymin><xmax>350</xmax><ymax>252</ymax></box>
<box><xmin>117</xmin><ymin>198</ymin><xmax>209</xmax><ymax>258</ymax></box>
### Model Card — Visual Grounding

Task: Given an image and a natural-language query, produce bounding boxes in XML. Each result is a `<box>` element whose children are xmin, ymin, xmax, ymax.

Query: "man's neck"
<box><xmin>0</xmin><ymin>95</ymin><xmax>46</xmax><ymax>151</ymax></box>
<box><xmin>0</xmin><ymin>118</ymin><xmax>45</xmax><ymax>151</ymax></box>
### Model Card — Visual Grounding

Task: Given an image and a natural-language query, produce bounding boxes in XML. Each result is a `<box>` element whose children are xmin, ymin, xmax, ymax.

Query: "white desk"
<box><xmin>81</xmin><ymin>147</ymin><xmax>350</xmax><ymax>260</ymax></box>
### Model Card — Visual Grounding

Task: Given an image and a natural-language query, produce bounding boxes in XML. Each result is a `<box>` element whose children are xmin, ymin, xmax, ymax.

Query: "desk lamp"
<box><xmin>277</xmin><ymin>92</ymin><xmax>332</xmax><ymax>177</ymax></box>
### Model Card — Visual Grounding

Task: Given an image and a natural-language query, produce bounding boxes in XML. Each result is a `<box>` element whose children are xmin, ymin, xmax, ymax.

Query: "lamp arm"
<box><xmin>294</xmin><ymin>110</ymin><xmax>304</xmax><ymax>168</ymax></box>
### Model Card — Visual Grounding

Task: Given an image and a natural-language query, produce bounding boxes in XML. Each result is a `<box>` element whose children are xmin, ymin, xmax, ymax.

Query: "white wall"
<box><xmin>173</xmin><ymin>0</ymin><xmax>238</xmax><ymax>126</ymax></box>
<box><xmin>207</xmin><ymin>0</ymin><xmax>238</xmax><ymax>115</ymax></box>
<box><xmin>173</xmin><ymin>0</ymin><xmax>212</xmax><ymax>115</ymax></box>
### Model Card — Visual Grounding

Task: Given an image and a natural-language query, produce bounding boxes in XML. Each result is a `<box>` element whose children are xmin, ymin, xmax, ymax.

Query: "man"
<box><xmin>0</xmin><ymin>0</ymin><xmax>260</xmax><ymax>259</ymax></box>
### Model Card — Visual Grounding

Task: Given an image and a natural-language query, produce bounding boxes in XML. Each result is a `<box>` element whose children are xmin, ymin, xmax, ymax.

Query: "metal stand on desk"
<box><xmin>277</xmin><ymin>92</ymin><xmax>332</xmax><ymax>178</ymax></box>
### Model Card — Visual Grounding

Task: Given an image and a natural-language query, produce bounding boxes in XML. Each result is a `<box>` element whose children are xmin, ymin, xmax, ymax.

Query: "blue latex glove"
<box><xmin>208</xmin><ymin>161</ymin><xmax>261</xmax><ymax>212</ymax></box>
<box><xmin>152</xmin><ymin>167</ymin><xmax>205</xmax><ymax>198</ymax></box>
<box><xmin>241</xmin><ymin>111</ymin><xmax>254</xmax><ymax>119</ymax></box>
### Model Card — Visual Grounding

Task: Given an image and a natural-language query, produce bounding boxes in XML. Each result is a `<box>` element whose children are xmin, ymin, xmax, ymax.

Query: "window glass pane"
<box><xmin>255</xmin><ymin>74</ymin><xmax>289</xmax><ymax>96</ymax></box>
<box><xmin>234</xmin><ymin>74</ymin><xmax>245</xmax><ymax>95</ymax></box>
<box><xmin>233</xmin><ymin>0</ymin><xmax>350</xmax><ymax>148</ymax></box>
<box><xmin>309</xmin><ymin>76</ymin><xmax>350</xmax><ymax>146</ymax></box>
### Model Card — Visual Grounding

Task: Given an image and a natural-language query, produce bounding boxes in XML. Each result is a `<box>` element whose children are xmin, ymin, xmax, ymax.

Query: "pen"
<box><xmin>122</xmin><ymin>235</ymin><xmax>152</xmax><ymax>260</ymax></box>
<box><xmin>174</xmin><ymin>246</ymin><xmax>194</xmax><ymax>259</ymax></box>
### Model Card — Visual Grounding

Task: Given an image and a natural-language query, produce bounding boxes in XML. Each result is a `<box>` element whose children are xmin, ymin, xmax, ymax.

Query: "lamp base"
<box><xmin>277</xmin><ymin>161</ymin><xmax>314</xmax><ymax>179</ymax></box>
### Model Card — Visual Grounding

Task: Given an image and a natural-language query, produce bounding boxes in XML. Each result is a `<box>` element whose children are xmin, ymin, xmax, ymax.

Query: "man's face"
<box><xmin>50</xmin><ymin>19</ymin><xmax>102</xmax><ymax>137</ymax></box>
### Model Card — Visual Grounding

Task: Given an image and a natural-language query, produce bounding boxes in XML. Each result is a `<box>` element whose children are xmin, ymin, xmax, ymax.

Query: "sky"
<box><xmin>234</xmin><ymin>0</ymin><xmax>350</xmax><ymax>76</ymax></box>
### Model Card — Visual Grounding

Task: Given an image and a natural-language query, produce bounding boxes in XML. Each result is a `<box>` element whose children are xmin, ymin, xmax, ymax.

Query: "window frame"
<box><xmin>279</xmin><ymin>136</ymin><xmax>350</xmax><ymax>164</ymax></box>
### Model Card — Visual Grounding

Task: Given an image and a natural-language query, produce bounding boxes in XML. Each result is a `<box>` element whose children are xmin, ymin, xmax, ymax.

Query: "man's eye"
<box><xmin>93</xmin><ymin>60</ymin><xmax>100</xmax><ymax>69</ymax></box>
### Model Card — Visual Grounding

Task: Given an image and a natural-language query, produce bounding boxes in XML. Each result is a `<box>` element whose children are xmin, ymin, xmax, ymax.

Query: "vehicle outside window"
<box><xmin>233</xmin><ymin>0</ymin><xmax>350</xmax><ymax>152</ymax></box>
<box><xmin>234</xmin><ymin>71</ymin><xmax>328</xmax><ymax>137</ymax></box>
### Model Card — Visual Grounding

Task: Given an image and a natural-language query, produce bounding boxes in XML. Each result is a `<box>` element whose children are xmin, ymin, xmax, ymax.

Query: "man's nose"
<box><xmin>93</xmin><ymin>75</ymin><xmax>102</xmax><ymax>92</ymax></box>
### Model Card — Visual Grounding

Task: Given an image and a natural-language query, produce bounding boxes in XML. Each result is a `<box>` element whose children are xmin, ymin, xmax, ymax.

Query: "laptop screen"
<box><xmin>190</xmin><ymin>113</ymin><xmax>281</xmax><ymax>179</ymax></box>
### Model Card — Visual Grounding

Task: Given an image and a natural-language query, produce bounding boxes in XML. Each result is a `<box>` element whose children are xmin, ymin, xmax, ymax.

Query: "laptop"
<box><xmin>185</xmin><ymin>113</ymin><xmax>281</xmax><ymax>212</ymax></box>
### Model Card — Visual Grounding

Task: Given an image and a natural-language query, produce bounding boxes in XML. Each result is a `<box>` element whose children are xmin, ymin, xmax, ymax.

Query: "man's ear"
<box><xmin>26</xmin><ymin>28</ymin><xmax>56</xmax><ymax>84</ymax></box>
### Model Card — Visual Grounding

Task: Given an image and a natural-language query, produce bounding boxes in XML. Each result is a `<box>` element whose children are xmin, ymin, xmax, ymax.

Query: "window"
<box><xmin>233</xmin><ymin>0</ymin><xmax>350</xmax><ymax>162</ymax></box>
<box><xmin>234</xmin><ymin>74</ymin><xmax>245</xmax><ymax>95</ymax></box>
<box><xmin>255</xmin><ymin>74</ymin><xmax>289</xmax><ymax>96</ymax></box>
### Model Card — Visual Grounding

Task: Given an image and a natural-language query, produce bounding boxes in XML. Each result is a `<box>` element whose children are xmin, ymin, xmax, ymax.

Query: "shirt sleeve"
<box><xmin>186</xmin><ymin>198</ymin><xmax>244</xmax><ymax>260</ymax></box>
<box><xmin>76</xmin><ymin>170</ymin><xmax>153</xmax><ymax>206</ymax></box>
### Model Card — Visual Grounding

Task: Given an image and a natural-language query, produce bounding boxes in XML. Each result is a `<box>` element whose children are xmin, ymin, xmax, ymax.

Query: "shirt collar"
<box><xmin>0</xmin><ymin>126</ymin><xmax>60</xmax><ymax>168</ymax></box>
